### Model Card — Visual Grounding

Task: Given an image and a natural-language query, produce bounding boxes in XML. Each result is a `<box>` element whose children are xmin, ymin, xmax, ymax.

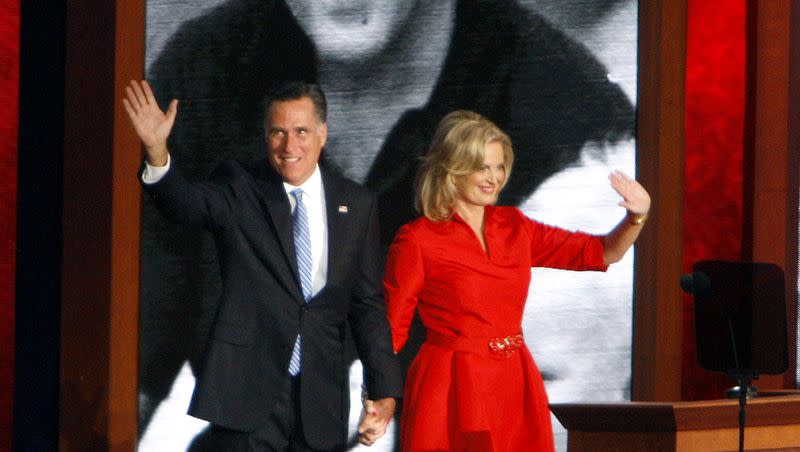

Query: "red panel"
<box><xmin>0</xmin><ymin>0</ymin><xmax>20</xmax><ymax>450</ymax></box>
<box><xmin>683</xmin><ymin>0</ymin><xmax>746</xmax><ymax>400</ymax></box>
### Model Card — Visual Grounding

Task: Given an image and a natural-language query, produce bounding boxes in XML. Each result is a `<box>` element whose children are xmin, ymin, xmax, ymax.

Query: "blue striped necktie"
<box><xmin>288</xmin><ymin>188</ymin><xmax>312</xmax><ymax>376</ymax></box>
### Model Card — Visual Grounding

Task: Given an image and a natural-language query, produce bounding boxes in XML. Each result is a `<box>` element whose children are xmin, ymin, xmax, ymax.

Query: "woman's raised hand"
<box><xmin>609</xmin><ymin>170</ymin><xmax>650</xmax><ymax>216</ymax></box>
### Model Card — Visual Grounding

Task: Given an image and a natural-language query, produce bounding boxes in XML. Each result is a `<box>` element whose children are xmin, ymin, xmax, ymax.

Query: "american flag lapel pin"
<box><xmin>338</xmin><ymin>205</ymin><xmax>348</xmax><ymax>214</ymax></box>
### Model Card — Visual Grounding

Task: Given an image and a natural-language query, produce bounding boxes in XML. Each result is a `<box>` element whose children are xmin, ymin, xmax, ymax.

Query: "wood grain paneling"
<box><xmin>60</xmin><ymin>1</ymin><xmax>143</xmax><ymax>450</ymax></box>
<box><xmin>633</xmin><ymin>0</ymin><xmax>687</xmax><ymax>402</ymax></box>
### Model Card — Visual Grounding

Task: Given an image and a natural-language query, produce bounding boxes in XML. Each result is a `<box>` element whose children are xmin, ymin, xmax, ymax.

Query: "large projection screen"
<box><xmin>137</xmin><ymin>1</ymin><xmax>638</xmax><ymax>450</ymax></box>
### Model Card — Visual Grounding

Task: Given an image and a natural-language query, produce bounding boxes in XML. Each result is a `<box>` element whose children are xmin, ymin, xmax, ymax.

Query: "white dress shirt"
<box><xmin>142</xmin><ymin>156</ymin><xmax>329</xmax><ymax>296</ymax></box>
<box><xmin>282</xmin><ymin>166</ymin><xmax>328</xmax><ymax>297</ymax></box>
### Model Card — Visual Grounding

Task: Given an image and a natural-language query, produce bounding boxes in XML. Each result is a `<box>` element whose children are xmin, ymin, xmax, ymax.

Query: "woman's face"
<box><xmin>454</xmin><ymin>141</ymin><xmax>507</xmax><ymax>208</ymax></box>
<box><xmin>284</xmin><ymin>0</ymin><xmax>419</xmax><ymax>60</ymax></box>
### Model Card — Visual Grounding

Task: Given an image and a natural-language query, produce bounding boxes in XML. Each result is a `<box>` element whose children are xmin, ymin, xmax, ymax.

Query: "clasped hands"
<box><xmin>357</xmin><ymin>396</ymin><xmax>396</xmax><ymax>447</ymax></box>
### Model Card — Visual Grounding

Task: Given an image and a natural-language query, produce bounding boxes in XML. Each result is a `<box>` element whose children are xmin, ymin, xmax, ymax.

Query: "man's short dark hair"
<box><xmin>266</xmin><ymin>81</ymin><xmax>327</xmax><ymax>124</ymax></box>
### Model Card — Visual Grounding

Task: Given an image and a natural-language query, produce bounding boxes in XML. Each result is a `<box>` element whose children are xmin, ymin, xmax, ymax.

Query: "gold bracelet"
<box><xmin>628</xmin><ymin>212</ymin><xmax>648</xmax><ymax>225</ymax></box>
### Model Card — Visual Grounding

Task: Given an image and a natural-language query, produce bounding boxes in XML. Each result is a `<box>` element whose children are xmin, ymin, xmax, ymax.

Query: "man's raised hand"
<box><xmin>122</xmin><ymin>80</ymin><xmax>177</xmax><ymax>166</ymax></box>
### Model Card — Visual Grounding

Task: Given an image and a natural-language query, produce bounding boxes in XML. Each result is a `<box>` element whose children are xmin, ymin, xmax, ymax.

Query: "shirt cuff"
<box><xmin>141</xmin><ymin>154</ymin><xmax>171</xmax><ymax>184</ymax></box>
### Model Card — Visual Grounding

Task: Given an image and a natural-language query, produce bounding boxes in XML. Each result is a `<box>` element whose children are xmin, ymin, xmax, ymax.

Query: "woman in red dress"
<box><xmin>384</xmin><ymin>111</ymin><xmax>651</xmax><ymax>451</ymax></box>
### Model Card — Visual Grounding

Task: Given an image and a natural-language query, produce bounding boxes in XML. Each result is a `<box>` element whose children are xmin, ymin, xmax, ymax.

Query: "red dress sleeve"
<box><xmin>384</xmin><ymin>223</ymin><xmax>425</xmax><ymax>353</ymax></box>
<box><xmin>517</xmin><ymin>209</ymin><xmax>608</xmax><ymax>271</ymax></box>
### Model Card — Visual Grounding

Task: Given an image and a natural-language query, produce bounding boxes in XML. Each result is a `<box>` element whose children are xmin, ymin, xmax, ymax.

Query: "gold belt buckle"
<box><xmin>487</xmin><ymin>333</ymin><xmax>524</xmax><ymax>357</ymax></box>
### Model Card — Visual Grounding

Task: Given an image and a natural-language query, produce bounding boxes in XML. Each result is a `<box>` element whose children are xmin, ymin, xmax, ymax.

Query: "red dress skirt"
<box><xmin>385</xmin><ymin>206</ymin><xmax>607</xmax><ymax>452</ymax></box>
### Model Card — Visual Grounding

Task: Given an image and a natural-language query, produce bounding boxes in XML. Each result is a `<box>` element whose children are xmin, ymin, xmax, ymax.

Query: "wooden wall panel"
<box><xmin>633</xmin><ymin>0</ymin><xmax>687</xmax><ymax>402</ymax></box>
<box><xmin>60</xmin><ymin>1</ymin><xmax>143</xmax><ymax>450</ymax></box>
<box><xmin>745</xmin><ymin>0</ymin><xmax>799</xmax><ymax>389</ymax></box>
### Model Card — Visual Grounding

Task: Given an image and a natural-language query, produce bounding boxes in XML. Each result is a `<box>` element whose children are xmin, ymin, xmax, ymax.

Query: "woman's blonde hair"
<box><xmin>415</xmin><ymin>110</ymin><xmax>514</xmax><ymax>221</ymax></box>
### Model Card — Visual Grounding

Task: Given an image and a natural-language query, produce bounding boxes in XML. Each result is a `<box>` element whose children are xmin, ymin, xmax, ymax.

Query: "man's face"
<box><xmin>265</xmin><ymin>97</ymin><xmax>327</xmax><ymax>186</ymax></box>
<box><xmin>284</xmin><ymin>0</ymin><xmax>418</xmax><ymax>59</ymax></box>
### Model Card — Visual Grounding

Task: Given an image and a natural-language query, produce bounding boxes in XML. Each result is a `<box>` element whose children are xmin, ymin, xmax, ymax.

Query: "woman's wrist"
<box><xmin>627</xmin><ymin>211</ymin><xmax>648</xmax><ymax>226</ymax></box>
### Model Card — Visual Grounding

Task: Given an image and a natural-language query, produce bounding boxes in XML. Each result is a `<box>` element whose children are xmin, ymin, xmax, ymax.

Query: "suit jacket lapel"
<box><xmin>322</xmin><ymin>168</ymin><xmax>346</xmax><ymax>286</ymax></box>
<box><xmin>255</xmin><ymin>163</ymin><xmax>305</xmax><ymax>305</ymax></box>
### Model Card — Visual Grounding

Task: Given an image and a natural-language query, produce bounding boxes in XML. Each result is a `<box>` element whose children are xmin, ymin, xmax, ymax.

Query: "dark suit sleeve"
<box><xmin>141</xmin><ymin>159</ymin><xmax>238</xmax><ymax>232</ymax></box>
<box><xmin>348</xmin><ymin>194</ymin><xmax>403</xmax><ymax>400</ymax></box>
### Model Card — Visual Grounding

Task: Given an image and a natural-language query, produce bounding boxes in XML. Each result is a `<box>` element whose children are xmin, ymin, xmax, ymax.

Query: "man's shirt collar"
<box><xmin>282</xmin><ymin>165</ymin><xmax>322</xmax><ymax>200</ymax></box>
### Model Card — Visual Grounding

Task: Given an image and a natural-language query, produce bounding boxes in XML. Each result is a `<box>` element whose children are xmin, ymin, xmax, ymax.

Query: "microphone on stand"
<box><xmin>679</xmin><ymin>270</ymin><xmax>711</xmax><ymax>297</ymax></box>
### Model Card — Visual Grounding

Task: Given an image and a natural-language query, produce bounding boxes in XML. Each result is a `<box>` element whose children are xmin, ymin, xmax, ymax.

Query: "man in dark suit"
<box><xmin>123</xmin><ymin>79</ymin><xmax>402</xmax><ymax>450</ymax></box>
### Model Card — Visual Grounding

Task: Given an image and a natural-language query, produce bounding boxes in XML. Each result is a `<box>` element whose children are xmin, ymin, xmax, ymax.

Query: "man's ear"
<box><xmin>319</xmin><ymin>122</ymin><xmax>328</xmax><ymax>148</ymax></box>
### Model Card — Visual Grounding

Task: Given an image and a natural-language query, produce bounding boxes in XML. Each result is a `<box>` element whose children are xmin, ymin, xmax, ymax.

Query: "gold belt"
<box><xmin>425</xmin><ymin>330</ymin><xmax>525</xmax><ymax>358</ymax></box>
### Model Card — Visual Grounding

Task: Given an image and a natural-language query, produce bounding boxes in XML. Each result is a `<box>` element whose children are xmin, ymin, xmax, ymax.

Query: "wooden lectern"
<box><xmin>551</xmin><ymin>393</ymin><xmax>800</xmax><ymax>451</ymax></box>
